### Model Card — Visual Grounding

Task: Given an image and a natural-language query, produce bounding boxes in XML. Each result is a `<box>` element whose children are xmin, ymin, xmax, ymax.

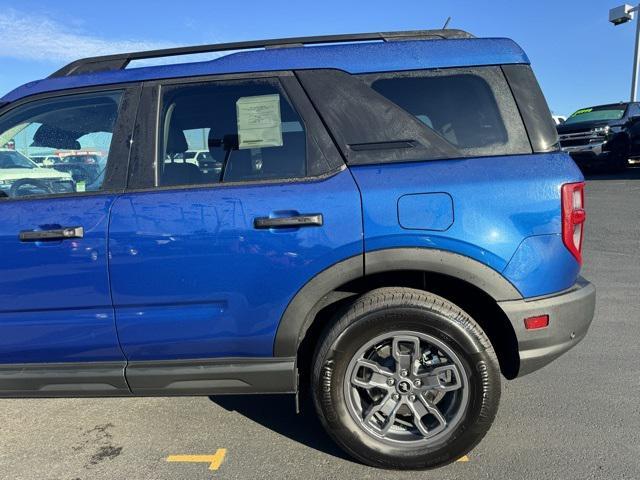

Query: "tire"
<box><xmin>311</xmin><ymin>287</ymin><xmax>501</xmax><ymax>469</ymax></box>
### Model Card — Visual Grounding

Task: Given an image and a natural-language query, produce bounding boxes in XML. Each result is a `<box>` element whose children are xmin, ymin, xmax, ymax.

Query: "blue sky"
<box><xmin>0</xmin><ymin>0</ymin><xmax>637</xmax><ymax>116</ymax></box>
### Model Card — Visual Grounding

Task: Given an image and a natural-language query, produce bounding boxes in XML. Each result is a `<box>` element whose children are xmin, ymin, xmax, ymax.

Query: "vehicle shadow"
<box><xmin>208</xmin><ymin>394</ymin><xmax>352</xmax><ymax>461</ymax></box>
<box><xmin>583</xmin><ymin>166</ymin><xmax>640</xmax><ymax>181</ymax></box>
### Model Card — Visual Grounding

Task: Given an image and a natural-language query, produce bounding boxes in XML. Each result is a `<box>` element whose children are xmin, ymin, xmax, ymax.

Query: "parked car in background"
<box><xmin>0</xmin><ymin>29</ymin><xmax>595</xmax><ymax>470</ymax></box>
<box><xmin>0</xmin><ymin>148</ymin><xmax>74</xmax><ymax>197</ymax></box>
<box><xmin>49</xmin><ymin>151</ymin><xmax>105</xmax><ymax>188</ymax></box>
<box><xmin>184</xmin><ymin>150</ymin><xmax>223</xmax><ymax>177</ymax></box>
<box><xmin>557</xmin><ymin>102</ymin><xmax>640</xmax><ymax>171</ymax></box>
<box><xmin>30</xmin><ymin>154</ymin><xmax>58</xmax><ymax>167</ymax></box>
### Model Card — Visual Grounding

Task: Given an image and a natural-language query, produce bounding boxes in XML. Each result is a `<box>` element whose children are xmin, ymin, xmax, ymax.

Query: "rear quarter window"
<box><xmin>360</xmin><ymin>67</ymin><xmax>531</xmax><ymax>159</ymax></box>
<box><xmin>297</xmin><ymin>67</ymin><xmax>532</xmax><ymax>165</ymax></box>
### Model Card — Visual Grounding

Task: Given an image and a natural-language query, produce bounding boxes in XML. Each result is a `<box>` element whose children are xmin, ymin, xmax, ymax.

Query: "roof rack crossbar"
<box><xmin>50</xmin><ymin>29</ymin><xmax>473</xmax><ymax>78</ymax></box>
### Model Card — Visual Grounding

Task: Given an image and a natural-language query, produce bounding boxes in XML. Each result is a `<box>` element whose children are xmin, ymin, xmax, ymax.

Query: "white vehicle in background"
<box><xmin>552</xmin><ymin>115</ymin><xmax>567</xmax><ymax>125</ymax></box>
<box><xmin>29</xmin><ymin>154</ymin><xmax>59</xmax><ymax>167</ymax></box>
<box><xmin>0</xmin><ymin>149</ymin><xmax>74</xmax><ymax>197</ymax></box>
<box><xmin>183</xmin><ymin>150</ymin><xmax>223</xmax><ymax>174</ymax></box>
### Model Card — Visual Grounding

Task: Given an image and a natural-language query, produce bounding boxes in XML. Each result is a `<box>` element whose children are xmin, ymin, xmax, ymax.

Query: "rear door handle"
<box><xmin>254</xmin><ymin>214</ymin><xmax>323</xmax><ymax>229</ymax></box>
<box><xmin>19</xmin><ymin>226</ymin><xmax>84</xmax><ymax>242</ymax></box>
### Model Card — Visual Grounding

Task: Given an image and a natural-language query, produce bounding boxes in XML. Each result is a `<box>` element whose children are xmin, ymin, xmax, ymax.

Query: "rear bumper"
<box><xmin>498</xmin><ymin>277</ymin><xmax>596</xmax><ymax>377</ymax></box>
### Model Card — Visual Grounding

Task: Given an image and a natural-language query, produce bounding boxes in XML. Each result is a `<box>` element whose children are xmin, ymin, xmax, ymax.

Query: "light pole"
<box><xmin>610</xmin><ymin>4</ymin><xmax>640</xmax><ymax>101</ymax></box>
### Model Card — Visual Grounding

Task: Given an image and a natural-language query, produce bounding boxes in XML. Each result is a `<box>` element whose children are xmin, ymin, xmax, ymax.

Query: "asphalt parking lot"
<box><xmin>1</xmin><ymin>169</ymin><xmax>639</xmax><ymax>480</ymax></box>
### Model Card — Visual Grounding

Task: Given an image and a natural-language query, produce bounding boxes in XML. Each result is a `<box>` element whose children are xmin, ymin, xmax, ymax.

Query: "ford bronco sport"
<box><xmin>0</xmin><ymin>29</ymin><xmax>595</xmax><ymax>469</ymax></box>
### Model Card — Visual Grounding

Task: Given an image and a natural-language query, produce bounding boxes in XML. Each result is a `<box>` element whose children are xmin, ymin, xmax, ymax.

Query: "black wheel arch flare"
<box><xmin>273</xmin><ymin>247</ymin><xmax>522</xmax><ymax>357</ymax></box>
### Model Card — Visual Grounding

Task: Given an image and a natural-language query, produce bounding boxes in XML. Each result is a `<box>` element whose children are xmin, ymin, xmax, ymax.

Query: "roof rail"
<box><xmin>50</xmin><ymin>29</ymin><xmax>474</xmax><ymax>78</ymax></box>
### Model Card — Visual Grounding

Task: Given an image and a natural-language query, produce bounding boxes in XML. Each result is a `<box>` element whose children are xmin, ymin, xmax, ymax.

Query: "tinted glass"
<box><xmin>501</xmin><ymin>64</ymin><xmax>559</xmax><ymax>152</ymax></box>
<box><xmin>0</xmin><ymin>150</ymin><xmax>36</xmax><ymax>169</ymax></box>
<box><xmin>160</xmin><ymin>79</ymin><xmax>307</xmax><ymax>186</ymax></box>
<box><xmin>362</xmin><ymin>67</ymin><xmax>530</xmax><ymax>159</ymax></box>
<box><xmin>0</xmin><ymin>91</ymin><xmax>122</xmax><ymax>199</ymax></box>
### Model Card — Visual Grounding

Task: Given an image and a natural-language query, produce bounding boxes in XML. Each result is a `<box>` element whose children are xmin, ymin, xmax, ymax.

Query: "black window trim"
<box><xmin>501</xmin><ymin>64</ymin><xmax>559</xmax><ymax>153</ymax></box>
<box><xmin>125</xmin><ymin>70</ymin><xmax>345</xmax><ymax>193</ymax></box>
<box><xmin>0</xmin><ymin>82</ymin><xmax>142</xmax><ymax>203</ymax></box>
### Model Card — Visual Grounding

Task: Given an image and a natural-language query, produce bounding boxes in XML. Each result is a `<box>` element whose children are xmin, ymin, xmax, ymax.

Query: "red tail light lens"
<box><xmin>524</xmin><ymin>314</ymin><xmax>549</xmax><ymax>330</ymax></box>
<box><xmin>561</xmin><ymin>182</ymin><xmax>586</xmax><ymax>264</ymax></box>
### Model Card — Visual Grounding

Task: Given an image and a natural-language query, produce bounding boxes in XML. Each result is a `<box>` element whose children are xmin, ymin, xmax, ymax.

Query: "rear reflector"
<box><xmin>561</xmin><ymin>182</ymin><xmax>586</xmax><ymax>264</ymax></box>
<box><xmin>524</xmin><ymin>315</ymin><xmax>549</xmax><ymax>330</ymax></box>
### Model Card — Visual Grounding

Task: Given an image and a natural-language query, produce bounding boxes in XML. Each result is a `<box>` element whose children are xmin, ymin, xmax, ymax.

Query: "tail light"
<box><xmin>561</xmin><ymin>182</ymin><xmax>586</xmax><ymax>264</ymax></box>
<box><xmin>524</xmin><ymin>314</ymin><xmax>549</xmax><ymax>330</ymax></box>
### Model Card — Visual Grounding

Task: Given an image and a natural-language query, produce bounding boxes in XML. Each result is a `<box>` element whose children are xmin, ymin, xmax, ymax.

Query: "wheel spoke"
<box><xmin>351</xmin><ymin>358</ymin><xmax>394</xmax><ymax>390</ymax></box>
<box><xmin>415</xmin><ymin>394</ymin><xmax>448</xmax><ymax>437</ymax></box>
<box><xmin>380</xmin><ymin>399</ymin><xmax>403</xmax><ymax>435</ymax></box>
<box><xmin>391</xmin><ymin>335</ymin><xmax>421</xmax><ymax>375</ymax></box>
<box><xmin>417</xmin><ymin>364</ymin><xmax>463</xmax><ymax>392</ymax></box>
<box><xmin>363</xmin><ymin>392</ymin><xmax>396</xmax><ymax>424</ymax></box>
<box><xmin>406</xmin><ymin>399</ymin><xmax>432</xmax><ymax>437</ymax></box>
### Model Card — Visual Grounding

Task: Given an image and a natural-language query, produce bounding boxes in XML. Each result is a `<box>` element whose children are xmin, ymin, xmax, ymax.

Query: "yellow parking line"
<box><xmin>457</xmin><ymin>455</ymin><xmax>470</xmax><ymax>462</ymax></box>
<box><xmin>167</xmin><ymin>448</ymin><xmax>227</xmax><ymax>471</ymax></box>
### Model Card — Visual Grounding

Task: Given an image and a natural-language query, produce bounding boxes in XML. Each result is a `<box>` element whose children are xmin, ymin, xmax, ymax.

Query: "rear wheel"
<box><xmin>312</xmin><ymin>287</ymin><xmax>501</xmax><ymax>469</ymax></box>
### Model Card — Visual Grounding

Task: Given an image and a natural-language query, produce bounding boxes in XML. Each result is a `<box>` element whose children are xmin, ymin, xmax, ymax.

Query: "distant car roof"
<box><xmin>2</xmin><ymin>36</ymin><xmax>528</xmax><ymax>104</ymax></box>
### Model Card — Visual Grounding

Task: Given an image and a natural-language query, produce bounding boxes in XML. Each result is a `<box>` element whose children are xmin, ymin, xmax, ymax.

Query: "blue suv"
<box><xmin>0</xmin><ymin>29</ymin><xmax>595</xmax><ymax>469</ymax></box>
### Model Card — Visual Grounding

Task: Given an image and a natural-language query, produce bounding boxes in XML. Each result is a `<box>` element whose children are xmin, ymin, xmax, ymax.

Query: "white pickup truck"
<box><xmin>0</xmin><ymin>149</ymin><xmax>74</xmax><ymax>197</ymax></box>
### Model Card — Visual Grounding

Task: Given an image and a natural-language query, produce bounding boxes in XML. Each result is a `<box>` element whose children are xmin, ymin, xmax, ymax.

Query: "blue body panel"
<box><xmin>397</xmin><ymin>193</ymin><xmax>454</xmax><ymax>231</ymax></box>
<box><xmin>0</xmin><ymin>195</ymin><xmax>125</xmax><ymax>363</ymax></box>
<box><xmin>2</xmin><ymin>38</ymin><xmax>529</xmax><ymax>103</ymax></box>
<box><xmin>0</xmin><ymin>34</ymin><xmax>586</xmax><ymax>371</ymax></box>
<box><xmin>108</xmin><ymin>170</ymin><xmax>362</xmax><ymax>360</ymax></box>
<box><xmin>502</xmin><ymin>234</ymin><xmax>581</xmax><ymax>296</ymax></box>
<box><xmin>349</xmin><ymin>152</ymin><xmax>584</xmax><ymax>298</ymax></box>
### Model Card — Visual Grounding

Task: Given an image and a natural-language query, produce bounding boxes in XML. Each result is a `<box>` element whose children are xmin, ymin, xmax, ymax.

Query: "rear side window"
<box><xmin>297</xmin><ymin>67</ymin><xmax>531</xmax><ymax>165</ymax></box>
<box><xmin>0</xmin><ymin>91</ymin><xmax>122</xmax><ymax>199</ymax></box>
<box><xmin>159</xmin><ymin>79</ymin><xmax>310</xmax><ymax>186</ymax></box>
<box><xmin>361</xmin><ymin>67</ymin><xmax>530</xmax><ymax>159</ymax></box>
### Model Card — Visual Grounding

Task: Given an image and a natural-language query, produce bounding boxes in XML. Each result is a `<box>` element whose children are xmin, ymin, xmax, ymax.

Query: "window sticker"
<box><xmin>571</xmin><ymin>108</ymin><xmax>593</xmax><ymax>117</ymax></box>
<box><xmin>236</xmin><ymin>94</ymin><xmax>283</xmax><ymax>150</ymax></box>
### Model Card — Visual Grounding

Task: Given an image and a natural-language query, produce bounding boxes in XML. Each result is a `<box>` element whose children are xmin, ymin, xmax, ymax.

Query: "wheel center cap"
<box><xmin>397</xmin><ymin>380</ymin><xmax>412</xmax><ymax>394</ymax></box>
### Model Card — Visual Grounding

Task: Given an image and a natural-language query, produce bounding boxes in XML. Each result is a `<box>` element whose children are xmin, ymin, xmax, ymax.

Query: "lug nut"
<box><xmin>400</xmin><ymin>369</ymin><xmax>408</xmax><ymax>377</ymax></box>
<box><xmin>414</xmin><ymin>379</ymin><xmax>422</xmax><ymax>387</ymax></box>
<box><xmin>392</xmin><ymin>393</ymin><xmax>400</xmax><ymax>401</ymax></box>
<box><xmin>408</xmin><ymin>394</ymin><xmax>416</xmax><ymax>402</ymax></box>
<box><xmin>387</xmin><ymin>378</ymin><xmax>395</xmax><ymax>386</ymax></box>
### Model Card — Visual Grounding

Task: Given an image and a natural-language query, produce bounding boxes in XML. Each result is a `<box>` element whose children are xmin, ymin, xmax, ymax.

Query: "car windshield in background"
<box><xmin>564</xmin><ymin>105</ymin><xmax>627</xmax><ymax>125</ymax></box>
<box><xmin>0</xmin><ymin>150</ymin><xmax>36</xmax><ymax>169</ymax></box>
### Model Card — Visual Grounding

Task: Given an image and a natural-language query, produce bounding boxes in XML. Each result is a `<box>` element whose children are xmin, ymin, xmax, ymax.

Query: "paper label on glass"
<box><xmin>236</xmin><ymin>94</ymin><xmax>283</xmax><ymax>149</ymax></box>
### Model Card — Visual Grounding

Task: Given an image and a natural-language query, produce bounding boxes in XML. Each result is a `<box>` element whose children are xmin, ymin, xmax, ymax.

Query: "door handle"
<box><xmin>254</xmin><ymin>214</ymin><xmax>323</xmax><ymax>229</ymax></box>
<box><xmin>19</xmin><ymin>226</ymin><xmax>84</xmax><ymax>242</ymax></box>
